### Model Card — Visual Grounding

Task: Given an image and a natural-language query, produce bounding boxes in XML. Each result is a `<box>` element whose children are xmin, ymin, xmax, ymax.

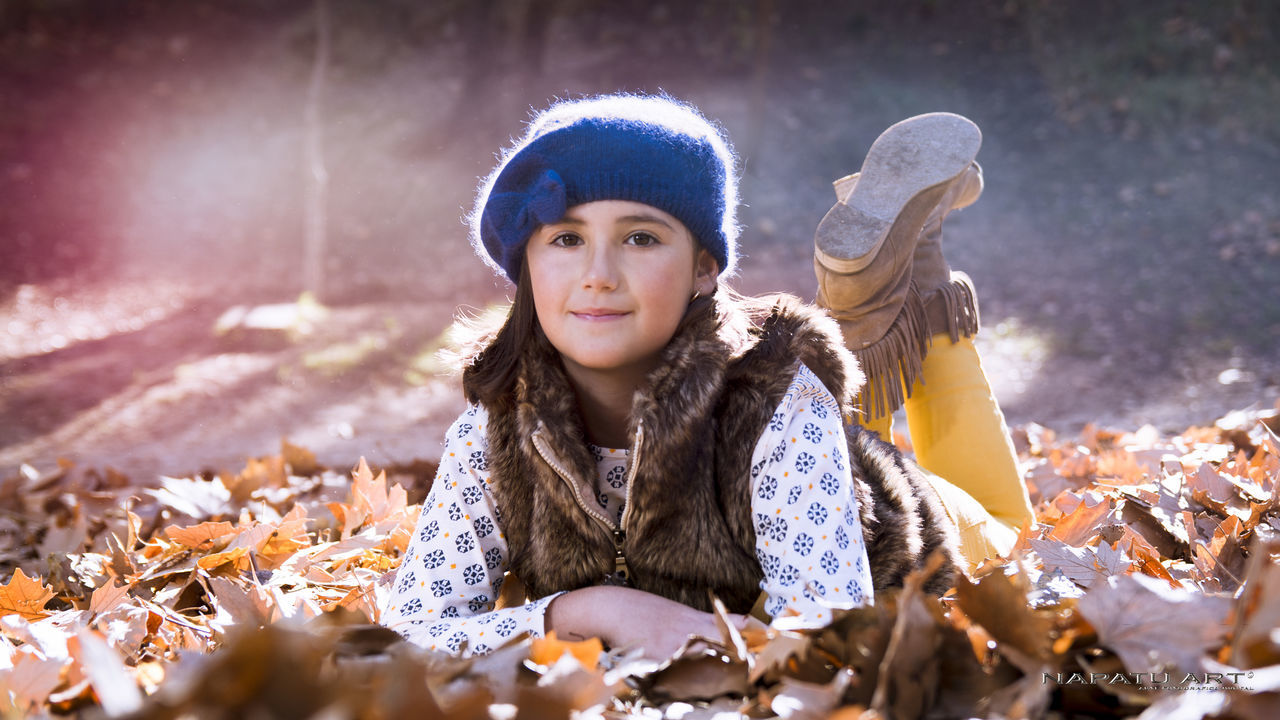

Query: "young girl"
<box><xmin>381</xmin><ymin>94</ymin><xmax>966</xmax><ymax>659</ymax></box>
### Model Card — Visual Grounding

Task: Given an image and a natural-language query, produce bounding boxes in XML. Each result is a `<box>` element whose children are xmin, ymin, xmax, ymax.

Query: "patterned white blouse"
<box><xmin>381</xmin><ymin>363</ymin><xmax>874</xmax><ymax>655</ymax></box>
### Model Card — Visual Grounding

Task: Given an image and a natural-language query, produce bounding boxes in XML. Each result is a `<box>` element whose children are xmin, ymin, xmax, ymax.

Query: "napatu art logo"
<box><xmin>1042</xmin><ymin>671</ymin><xmax>1256</xmax><ymax>692</ymax></box>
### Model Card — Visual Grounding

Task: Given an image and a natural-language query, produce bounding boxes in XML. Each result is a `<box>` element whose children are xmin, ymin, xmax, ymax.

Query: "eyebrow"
<box><xmin>618</xmin><ymin>214</ymin><xmax>675</xmax><ymax>229</ymax></box>
<box><xmin>553</xmin><ymin>213</ymin><xmax>675</xmax><ymax>229</ymax></box>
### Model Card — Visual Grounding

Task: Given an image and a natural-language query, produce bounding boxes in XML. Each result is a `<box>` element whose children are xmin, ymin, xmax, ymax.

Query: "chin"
<box><xmin>563</xmin><ymin>347</ymin><xmax>660</xmax><ymax>375</ymax></box>
<box><xmin>569</xmin><ymin>354</ymin><xmax>632</xmax><ymax>371</ymax></box>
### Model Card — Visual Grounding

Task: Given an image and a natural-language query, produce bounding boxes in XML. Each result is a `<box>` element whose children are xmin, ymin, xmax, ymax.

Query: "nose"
<box><xmin>581</xmin><ymin>238</ymin><xmax>619</xmax><ymax>291</ymax></box>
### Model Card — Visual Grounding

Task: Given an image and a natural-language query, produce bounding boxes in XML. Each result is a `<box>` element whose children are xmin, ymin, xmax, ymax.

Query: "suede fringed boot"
<box><xmin>813</xmin><ymin>112</ymin><xmax>983</xmax><ymax>423</ymax></box>
<box><xmin>915</xmin><ymin>162</ymin><xmax>983</xmax><ymax>344</ymax></box>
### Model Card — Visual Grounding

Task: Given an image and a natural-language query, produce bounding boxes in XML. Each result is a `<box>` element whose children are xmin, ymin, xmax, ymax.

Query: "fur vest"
<box><xmin>475</xmin><ymin>295</ymin><xmax>962</xmax><ymax>615</ymax></box>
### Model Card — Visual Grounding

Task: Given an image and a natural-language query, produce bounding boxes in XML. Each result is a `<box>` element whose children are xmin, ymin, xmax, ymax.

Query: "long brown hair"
<box><xmin>460</xmin><ymin>261</ymin><xmax>546</xmax><ymax>410</ymax></box>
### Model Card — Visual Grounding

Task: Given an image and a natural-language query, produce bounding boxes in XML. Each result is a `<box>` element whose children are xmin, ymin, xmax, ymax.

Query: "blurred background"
<box><xmin>2</xmin><ymin>0</ymin><xmax>1278</xmax><ymax>479</ymax></box>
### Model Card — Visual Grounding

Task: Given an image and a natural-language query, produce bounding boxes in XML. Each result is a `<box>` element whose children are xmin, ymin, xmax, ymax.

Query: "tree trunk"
<box><xmin>303</xmin><ymin>0</ymin><xmax>330</xmax><ymax>301</ymax></box>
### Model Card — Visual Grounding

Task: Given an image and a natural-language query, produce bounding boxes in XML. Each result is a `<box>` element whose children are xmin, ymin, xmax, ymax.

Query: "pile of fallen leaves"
<box><xmin>1</xmin><ymin>406</ymin><xmax>1279</xmax><ymax>719</ymax></box>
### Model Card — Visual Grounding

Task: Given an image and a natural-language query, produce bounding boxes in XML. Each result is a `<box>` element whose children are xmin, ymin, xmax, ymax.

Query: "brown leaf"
<box><xmin>1193</xmin><ymin>516</ymin><xmax>1247</xmax><ymax>591</ymax></box>
<box><xmin>258</xmin><ymin>505</ymin><xmax>312</xmax><ymax>563</ymax></box>
<box><xmin>1191</xmin><ymin>462</ymin><xmax>1262</xmax><ymax>524</ymax></box>
<box><xmin>164</xmin><ymin>520</ymin><xmax>237</xmax><ymax>549</ymax></box>
<box><xmin>516</xmin><ymin>653</ymin><xmax>616</xmax><ymax>715</ymax></box>
<box><xmin>147</xmin><ymin>475</ymin><xmax>234</xmax><ymax>519</ymax></box>
<box><xmin>37</xmin><ymin>505</ymin><xmax>89</xmax><ymax>557</ymax></box>
<box><xmin>195</xmin><ymin>546</ymin><xmax>249</xmax><ymax>571</ymax></box>
<box><xmin>206</xmin><ymin>575</ymin><xmax>271</xmax><ymax>627</ymax></box>
<box><xmin>104</xmin><ymin>532</ymin><xmax>137</xmax><ymax>582</ymax></box>
<box><xmin>71</xmin><ymin>629</ymin><xmax>143</xmax><ymax>715</ymax></box>
<box><xmin>1049</xmin><ymin>491</ymin><xmax>1113</xmax><ymax>545</ymax></box>
<box><xmin>87</xmin><ymin>581</ymin><xmax>129</xmax><ymax>616</ymax></box>
<box><xmin>768</xmin><ymin>671</ymin><xmax>854</xmax><ymax>719</ymax></box>
<box><xmin>1227</xmin><ymin>540</ymin><xmax>1280</xmax><ymax>668</ymax></box>
<box><xmin>93</xmin><ymin>603</ymin><xmax>151</xmax><ymax>658</ymax></box>
<box><xmin>282</xmin><ymin>440</ymin><xmax>321</xmax><ymax>476</ymax></box>
<box><xmin>2</xmin><ymin>651</ymin><xmax>67</xmax><ymax>713</ymax></box>
<box><xmin>1118</xmin><ymin>500</ymin><xmax>1187</xmax><ymax>560</ymax></box>
<box><xmin>868</xmin><ymin>555</ymin><xmax>954</xmax><ymax>719</ymax></box>
<box><xmin>644</xmin><ymin>650</ymin><xmax>750</xmax><ymax>702</ymax></box>
<box><xmin>1191</xmin><ymin>463</ymin><xmax>1243</xmax><ymax>504</ymax></box>
<box><xmin>954</xmin><ymin>570</ymin><xmax>1052</xmax><ymax>662</ymax></box>
<box><xmin>0</xmin><ymin>569</ymin><xmax>55</xmax><ymax>621</ymax></box>
<box><xmin>1123</xmin><ymin>533</ymin><xmax>1180</xmax><ymax>586</ymax></box>
<box><xmin>1078</xmin><ymin>573</ymin><xmax>1232</xmax><ymax>674</ymax></box>
<box><xmin>709</xmin><ymin>594</ymin><xmax>752</xmax><ymax>665</ymax></box>
<box><xmin>528</xmin><ymin>631</ymin><xmax>603</xmax><ymax>670</ymax></box>
<box><xmin>1029</xmin><ymin>538</ymin><xmax>1126</xmax><ymax>588</ymax></box>
<box><xmin>1023</xmin><ymin>458</ymin><xmax>1076</xmax><ymax>506</ymax></box>
<box><xmin>748</xmin><ymin>628</ymin><xmax>811</xmax><ymax>684</ymax></box>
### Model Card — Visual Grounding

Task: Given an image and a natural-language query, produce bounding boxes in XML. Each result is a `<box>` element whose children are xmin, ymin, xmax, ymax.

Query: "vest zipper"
<box><xmin>618</xmin><ymin>420</ymin><xmax>645</xmax><ymax>533</ymax></box>
<box><xmin>531</xmin><ymin>431</ymin><xmax>617</xmax><ymax>533</ymax></box>
<box><xmin>532</xmin><ymin>421</ymin><xmax>644</xmax><ymax>586</ymax></box>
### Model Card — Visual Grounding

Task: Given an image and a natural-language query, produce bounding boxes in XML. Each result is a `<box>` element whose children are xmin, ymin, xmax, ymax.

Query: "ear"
<box><xmin>693</xmin><ymin>249</ymin><xmax>719</xmax><ymax>296</ymax></box>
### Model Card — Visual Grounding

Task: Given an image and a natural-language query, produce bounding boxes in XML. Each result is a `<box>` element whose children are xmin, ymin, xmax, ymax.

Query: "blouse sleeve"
<box><xmin>748</xmin><ymin>363</ymin><xmax>875</xmax><ymax>624</ymax></box>
<box><xmin>381</xmin><ymin>404</ymin><xmax>559</xmax><ymax>655</ymax></box>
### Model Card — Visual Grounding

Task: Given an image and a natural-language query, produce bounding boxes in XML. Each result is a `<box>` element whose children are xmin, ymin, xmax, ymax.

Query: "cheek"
<box><xmin>526</xmin><ymin>253</ymin><xmax>566</xmax><ymax>313</ymax></box>
<box><xmin>638</xmin><ymin>262</ymin><xmax>694</xmax><ymax>327</ymax></box>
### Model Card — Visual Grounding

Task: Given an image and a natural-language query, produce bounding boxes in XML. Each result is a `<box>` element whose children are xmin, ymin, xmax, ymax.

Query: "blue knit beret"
<box><xmin>470</xmin><ymin>94</ymin><xmax>740</xmax><ymax>282</ymax></box>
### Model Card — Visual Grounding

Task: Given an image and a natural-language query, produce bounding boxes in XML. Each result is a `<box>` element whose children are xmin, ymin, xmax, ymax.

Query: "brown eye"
<box><xmin>550</xmin><ymin>232</ymin><xmax>582</xmax><ymax>247</ymax></box>
<box><xmin>626</xmin><ymin>231</ymin><xmax>659</xmax><ymax>247</ymax></box>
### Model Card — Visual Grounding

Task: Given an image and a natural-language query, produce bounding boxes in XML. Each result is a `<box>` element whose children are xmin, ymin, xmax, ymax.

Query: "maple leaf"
<box><xmin>282</xmin><ymin>440</ymin><xmax>321</xmax><ymax>477</ymax></box>
<box><xmin>147</xmin><ymin>475</ymin><xmax>235</xmax><ymax>519</ymax></box>
<box><xmin>93</xmin><ymin>603</ymin><xmax>151</xmax><ymax>659</ymax></box>
<box><xmin>529</xmin><ymin>631</ymin><xmax>603</xmax><ymax>670</ymax></box>
<box><xmin>1192</xmin><ymin>516</ymin><xmax>1247</xmax><ymax>592</ymax></box>
<box><xmin>642</xmin><ymin>648</ymin><xmax>751</xmax><ymax>702</ymax></box>
<box><xmin>2</xmin><ymin>651</ymin><xmax>67</xmax><ymax>714</ymax></box>
<box><xmin>768</xmin><ymin>672</ymin><xmax>854</xmax><ymax>719</ymax></box>
<box><xmin>0</xmin><ymin>569</ymin><xmax>55</xmax><ymax>621</ymax></box>
<box><xmin>1048</xmin><ymin>490</ymin><xmax>1113</xmax><ymax>545</ymax></box>
<box><xmin>206</xmin><ymin>576</ymin><xmax>270</xmax><ymax>627</ymax></box>
<box><xmin>71</xmin><ymin>629</ymin><xmax>143</xmax><ymax>715</ymax></box>
<box><xmin>954</xmin><ymin>570</ymin><xmax>1053</xmax><ymax>662</ymax></box>
<box><xmin>1077</xmin><ymin>573</ymin><xmax>1231</xmax><ymax>674</ymax></box>
<box><xmin>164</xmin><ymin>521</ymin><xmax>238</xmax><ymax>549</ymax></box>
<box><xmin>747</xmin><ymin>628</ymin><xmax>811</xmax><ymax>684</ymax></box>
<box><xmin>1227</xmin><ymin>539</ymin><xmax>1280</xmax><ymax>668</ymax></box>
<box><xmin>1029</xmin><ymin>538</ymin><xmax>1129</xmax><ymax>587</ymax></box>
<box><xmin>1023</xmin><ymin>458</ymin><xmax>1077</xmax><ymax>506</ymax></box>
<box><xmin>87</xmin><ymin>581</ymin><xmax>129</xmax><ymax>616</ymax></box>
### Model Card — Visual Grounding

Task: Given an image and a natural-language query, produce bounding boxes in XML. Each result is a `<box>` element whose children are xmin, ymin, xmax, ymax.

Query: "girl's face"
<box><xmin>526</xmin><ymin>200</ymin><xmax>718</xmax><ymax>379</ymax></box>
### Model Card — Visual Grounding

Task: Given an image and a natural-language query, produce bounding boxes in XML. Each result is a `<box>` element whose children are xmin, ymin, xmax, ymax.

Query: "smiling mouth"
<box><xmin>571</xmin><ymin>310</ymin><xmax>629</xmax><ymax>321</ymax></box>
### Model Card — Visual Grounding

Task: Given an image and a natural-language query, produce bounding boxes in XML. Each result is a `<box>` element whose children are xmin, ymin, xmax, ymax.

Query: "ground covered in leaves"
<box><xmin>1</xmin><ymin>405</ymin><xmax>1278</xmax><ymax>719</ymax></box>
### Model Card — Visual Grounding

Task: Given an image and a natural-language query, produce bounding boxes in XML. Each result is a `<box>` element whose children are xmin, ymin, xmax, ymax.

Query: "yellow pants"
<box><xmin>861</xmin><ymin>334</ymin><xmax>1034</xmax><ymax>570</ymax></box>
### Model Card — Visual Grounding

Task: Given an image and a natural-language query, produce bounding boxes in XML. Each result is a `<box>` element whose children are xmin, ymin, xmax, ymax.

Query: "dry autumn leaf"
<box><xmin>164</xmin><ymin>521</ymin><xmax>237</xmax><ymax>549</ymax></box>
<box><xmin>954</xmin><ymin>570</ymin><xmax>1053</xmax><ymax>662</ymax></box>
<box><xmin>1028</xmin><ymin>537</ymin><xmax>1126</xmax><ymax>587</ymax></box>
<box><xmin>1077</xmin><ymin>573</ymin><xmax>1232</xmax><ymax>674</ymax></box>
<box><xmin>529</xmin><ymin>631</ymin><xmax>603</xmax><ymax>670</ymax></box>
<box><xmin>0</xmin><ymin>569</ymin><xmax>55</xmax><ymax>621</ymax></box>
<box><xmin>0</xmin><ymin>405</ymin><xmax>1276</xmax><ymax>718</ymax></box>
<box><xmin>1048</xmin><ymin>491</ymin><xmax>1114</xmax><ymax>545</ymax></box>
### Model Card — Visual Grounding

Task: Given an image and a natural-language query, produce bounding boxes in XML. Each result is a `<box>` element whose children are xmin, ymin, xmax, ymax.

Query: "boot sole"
<box><xmin>815</xmin><ymin>113</ymin><xmax>982</xmax><ymax>273</ymax></box>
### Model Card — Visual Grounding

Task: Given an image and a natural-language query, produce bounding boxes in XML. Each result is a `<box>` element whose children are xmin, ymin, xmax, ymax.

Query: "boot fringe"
<box><xmin>853</xmin><ymin>285</ymin><xmax>931</xmax><ymax>422</ymax></box>
<box><xmin>928</xmin><ymin>271</ymin><xmax>981</xmax><ymax>343</ymax></box>
<box><xmin>852</xmin><ymin>274</ymin><xmax>981</xmax><ymax>424</ymax></box>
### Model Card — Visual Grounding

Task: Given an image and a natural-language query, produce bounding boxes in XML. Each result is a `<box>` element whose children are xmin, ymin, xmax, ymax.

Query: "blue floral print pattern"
<box><xmin>381</xmin><ymin>408</ymin><xmax>554</xmax><ymax>656</ymax></box>
<box><xmin>748</xmin><ymin>364</ymin><xmax>873</xmax><ymax>622</ymax></box>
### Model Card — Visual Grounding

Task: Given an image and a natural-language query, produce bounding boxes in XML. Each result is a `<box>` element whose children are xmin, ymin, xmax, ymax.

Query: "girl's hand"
<box><xmin>545</xmin><ymin>586</ymin><xmax>761</xmax><ymax>661</ymax></box>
